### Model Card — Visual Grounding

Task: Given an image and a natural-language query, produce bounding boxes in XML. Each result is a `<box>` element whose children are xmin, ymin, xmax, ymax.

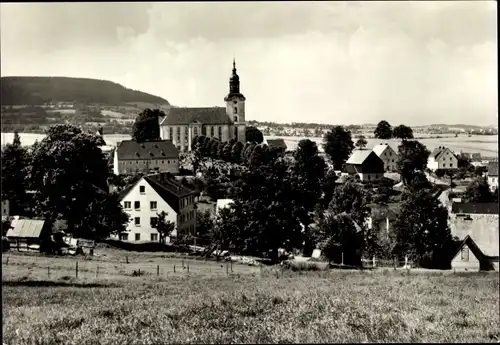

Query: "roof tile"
<box><xmin>117</xmin><ymin>140</ymin><xmax>178</xmax><ymax>160</ymax></box>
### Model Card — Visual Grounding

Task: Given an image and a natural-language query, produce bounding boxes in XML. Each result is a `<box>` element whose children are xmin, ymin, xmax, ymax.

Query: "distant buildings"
<box><xmin>427</xmin><ymin>146</ymin><xmax>458</xmax><ymax>171</ymax></box>
<box><xmin>159</xmin><ymin>60</ymin><xmax>247</xmax><ymax>152</ymax></box>
<box><xmin>343</xmin><ymin>149</ymin><xmax>384</xmax><ymax>182</ymax></box>
<box><xmin>372</xmin><ymin>143</ymin><xmax>398</xmax><ymax>172</ymax></box>
<box><xmin>115</xmin><ymin>173</ymin><xmax>197</xmax><ymax>243</ymax></box>
<box><xmin>113</xmin><ymin>140</ymin><xmax>179</xmax><ymax>176</ymax></box>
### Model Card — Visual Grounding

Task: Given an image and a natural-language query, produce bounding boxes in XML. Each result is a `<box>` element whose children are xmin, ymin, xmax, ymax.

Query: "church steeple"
<box><xmin>229</xmin><ymin>58</ymin><xmax>240</xmax><ymax>94</ymax></box>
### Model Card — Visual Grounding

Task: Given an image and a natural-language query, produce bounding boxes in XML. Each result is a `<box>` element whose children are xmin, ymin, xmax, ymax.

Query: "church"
<box><xmin>159</xmin><ymin>60</ymin><xmax>247</xmax><ymax>152</ymax></box>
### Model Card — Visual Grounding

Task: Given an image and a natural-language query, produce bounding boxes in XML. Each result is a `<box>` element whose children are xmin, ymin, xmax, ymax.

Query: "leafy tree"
<box><xmin>407</xmin><ymin>171</ymin><xmax>432</xmax><ymax>191</ymax></box>
<box><xmin>321</xmin><ymin>169</ymin><xmax>338</xmax><ymax>208</ymax></box>
<box><xmin>1</xmin><ymin>131</ymin><xmax>29</xmax><ymax>215</ymax></box>
<box><xmin>132</xmin><ymin>108</ymin><xmax>163</xmax><ymax>142</ymax></box>
<box><xmin>393</xmin><ymin>189</ymin><xmax>452</xmax><ymax>268</ymax></box>
<box><xmin>392</xmin><ymin>125</ymin><xmax>414</xmax><ymax>140</ymax></box>
<box><xmin>462</xmin><ymin>177</ymin><xmax>495</xmax><ymax>203</ymax></box>
<box><xmin>355</xmin><ymin>135</ymin><xmax>368</xmax><ymax>149</ymax></box>
<box><xmin>195</xmin><ymin>209</ymin><xmax>214</xmax><ymax>245</ymax></box>
<box><xmin>374</xmin><ymin>120</ymin><xmax>393</xmax><ymax>139</ymax></box>
<box><xmin>156</xmin><ymin>211</ymin><xmax>176</xmax><ymax>244</ymax></box>
<box><xmin>217</xmin><ymin>141</ymin><xmax>226</xmax><ymax>160</ymax></box>
<box><xmin>30</xmin><ymin>124</ymin><xmax>127</xmax><ymax>239</ymax></box>
<box><xmin>246</xmin><ymin>126</ymin><xmax>264</xmax><ymax>143</ymax></box>
<box><xmin>242</xmin><ymin>142</ymin><xmax>257</xmax><ymax>164</ymax></box>
<box><xmin>329</xmin><ymin>180</ymin><xmax>371</xmax><ymax>227</ymax></box>
<box><xmin>322</xmin><ymin>126</ymin><xmax>355</xmax><ymax>170</ymax></box>
<box><xmin>222</xmin><ymin>142</ymin><xmax>233</xmax><ymax>162</ymax></box>
<box><xmin>231</xmin><ymin>141</ymin><xmax>244</xmax><ymax>164</ymax></box>
<box><xmin>396</xmin><ymin>140</ymin><xmax>430</xmax><ymax>184</ymax></box>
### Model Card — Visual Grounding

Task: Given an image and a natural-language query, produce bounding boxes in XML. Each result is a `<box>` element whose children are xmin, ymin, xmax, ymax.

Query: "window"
<box><xmin>134</xmin><ymin>201</ymin><xmax>140</xmax><ymax>210</ymax></box>
<box><xmin>124</xmin><ymin>201</ymin><xmax>131</xmax><ymax>209</ymax></box>
<box><xmin>218</xmin><ymin>126</ymin><xmax>222</xmax><ymax>138</ymax></box>
<box><xmin>135</xmin><ymin>233</ymin><xmax>141</xmax><ymax>241</ymax></box>
<box><xmin>150</xmin><ymin>217</ymin><xmax>158</xmax><ymax>228</ymax></box>
<box><xmin>134</xmin><ymin>217</ymin><xmax>140</xmax><ymax>226</ymax></box>
<box><xmin>234</xmin><ymin>116</ymin><xmax>238</xmax><ymax>122</ymax></box>
<box><xmin>450</xmin><ymin>164</ymin><xmax>452</xmax><ymax>167</ymax></box>
<box><xmin>139</xmin><ymin>186</ymin><xmax>145</xmax><ymax>194</ymax></box>
<box><xmin>234</xmin><ymin>127</ymin><xmax>238</xmax><ymax>140</ymax></box>
<box><xmin>234</xmin><ymin>107</ymin><xmax>238</xmax><ymax>114</ymax></box>
<box><xmin>194</xmin><ymin>127</ymin><xmax>198</xmax><ymax>136</ymax></box>
<box><xmin>210</xmin><ymin>127</ymin><xmax>214</xmax><ymax>137</ymax></box>
<box><xmin>461</xmin><ymin>247</ymin><xmax>469</xmax><ymax>261</ymax></box>
<box><xmin>119</xmin><ymin>233</ymin><xmax>129</xmax><ymax>241</ymax></box>
<box><xmin>150</xmin><ymin>201</ymin><xmax>157</xmax><ymax>210</ymax></box>
<box><xmin>151</xmin><ymin>233</ymin><xmax>158</xmax><ymax>242</ymax></box>
<box><xmin>169</xmin><ymin>127</ymin><xmax>173</xmax><ymax>139</ymax></box>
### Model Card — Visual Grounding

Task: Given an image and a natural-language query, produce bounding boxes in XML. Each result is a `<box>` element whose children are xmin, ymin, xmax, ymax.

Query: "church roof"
<box><xmin>161</xmin><ymin>107</ymin><xmax>233</xmax><ymax>125</ymax></box>
<box><xmin>116</xmin><ymin>140</ymin><xmax>178</xmax><ymax>160</ymax></box>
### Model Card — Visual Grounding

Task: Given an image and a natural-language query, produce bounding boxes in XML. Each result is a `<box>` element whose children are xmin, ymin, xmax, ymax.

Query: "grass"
<box><xmin>2</xmin><ymin>253</ymin><xmax>499</xmax><ymax>344</ymax></box>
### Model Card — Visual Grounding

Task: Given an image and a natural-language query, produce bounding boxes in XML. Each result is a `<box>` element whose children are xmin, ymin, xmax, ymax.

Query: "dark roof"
<box><xmin>161</xmin><ymin>107</ymin><xmax>233</xmax><ymax>125</ymax></box>
<box><xmin>488</xmin><ymin>161</ymin><xmax>498</xmax><ymax>177</ymax></box>
<box><xmin>144</xmin><ymin>174</ymin><xmax>197</xmax><ymax>213</ymax></box>
<box><xmin>431</xmin><ymin>146</ymin><xmax>456</xmax><ymax>160</ymax></box>
<box><xmin>266</xmin><ymin>139</ymin><xmax>287</xmax><ymax>150</ymax></box>
<box><xmin>6</xmin><ymin>219</ymin><xmax>46</xmax><ymax>238</ymax></box>
<box><xmin>451</xmin><ymin>202</ymin><xmax>499</xmax><ymax>215</ymax></box>
<box><xmin>116</xmin><ymin>140</ymin><xmax>178</xmax><ymax>160</ymax></box>
<box><xmin>117</xmin><ymin>184</ymin><xmax>135</xmax><ymax>200</ymax></box>
<box><xmin>450</xmin><ymin>235</ymin><xmax>487</xmax><ymax>262</ymax></box>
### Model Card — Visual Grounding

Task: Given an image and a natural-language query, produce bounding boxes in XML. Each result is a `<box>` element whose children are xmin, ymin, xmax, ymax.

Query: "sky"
<box><xmin>0</xmin><ymin>2</ymin><xmax>497</xmax><ymax>126</ymax></box>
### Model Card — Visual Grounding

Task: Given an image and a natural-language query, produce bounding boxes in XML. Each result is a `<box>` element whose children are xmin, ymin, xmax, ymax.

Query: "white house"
<box><xmin>372</xmin><ymin>143</ymin><xmax>398</xmax><ymax>172</ymax></box>
<box><xmin>216</xmin><ymin>199</ymin><xmax>234</xmax><ymax>216</ymax></box>
<box><xmin>114</xmin><ymin>173</ymin><xmax>197</xmax><ymax>243</ymax></box>
<box><xmin>487</xmin><ymin>161</ymin><xmax>498</xmax><ymax>191</ymax></box>
<box><xmin>427</xmin><ymin>146</ymin><xmax>458</xmax><ymax>171</ymax></box>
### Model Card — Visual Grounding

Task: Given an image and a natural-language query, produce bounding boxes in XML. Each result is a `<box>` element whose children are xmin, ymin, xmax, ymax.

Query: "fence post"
<box><xmin>138</xmin><ymin>269</ymin><xmax>141</xmax><ymax>276</ymax></box>
<box><xmin>96</xmin><ymin>265</ymin><xmax>99</xmax><ymax>279</ymax></box>
<box><xmin>48</xmin><ymin>267</ymin><xmax>50</xmax><ymax>278</ymax></box>
<box><xmin>341</xmin><ymin>252</ymin><xmax>344</xmax><ymax>266</ymax></box>
<box><xmin>157</xmin><ymin>265</ymin><xmax>159</xmax><ymax>276</ymax></box>
<box><xmin>393</xmin><ymin>257</ymin><xmax>396</xmax><ymax>270</ymax></box>
<box><xmin>187</xmin><ymin>263</ymin><xmax>189</xmax><ymax>273</ymax></box>
<box><xmin>76</xmin><ymin>261</ymin><xmax>79</xmax><ymax>278</ymax></box>
<box><xmin>6</xmin><ymin>256</ymin><xmax>8</xmax><ymax>265</ymax></box>
<box><xmin>231</xmin><ymin>260</ymin><xmax>233</xmax><ymax>273</ymax></box>
<box><xmin>174</xmin><ymin>265</ymin><xmax>176</xmax><ymax>273</ymax></box>
<box><xmin>126</xmin><ymin>256</ymin><xmax>129</xmax><ymax>264</ymax></box>
<box><xmin>372</xmin><ymin>256</ymin><xmax>376</xmax><ymax>268</ymax></box>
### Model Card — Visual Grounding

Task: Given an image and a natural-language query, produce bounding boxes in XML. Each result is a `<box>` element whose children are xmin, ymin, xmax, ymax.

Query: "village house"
<box><xmin>427</xmin><ymin>146</ymin><xmax>458</xmax><ymax>171</ymax></box>
<box><xmin>342</xmin><ymin>149</ymin><xmax>385</xmax><ymax>182</ymax></box>
<box><xmin>449</xmin><ymin>235</ymin><xmax>494</xmax><ymax>271</ymax></box>
<box><xmin>113</xmin><ymin>140</ymin><xmax>179</xmax><ymax>176</ymax></box>
<box><xmin>115</xmin><ymin>173</ymin><xmax>197</xmax><ymax>244</ymax></box>
<box><xmin>265</xmin><ymin>138</ymin><xmax>287</xmax><ymax>155</ymax></box>
<box><xmin>159</xmin><ymin>60</ymin><xmax>247</xmax><ymax>152</ymax></box>
<box><xmin>487</xmin><ymin>160</ymin><xmax>498</xmax><ymax>191</ymax></box>
<box><xmin>372</xmin><ymin>143</ymin><xmax>398</xmax><ymax>172</ymax></box>
<box><xmin>449</xmin><ymin>202</ymin><xmax>499</xmax><ymax>271</ymax></box>
<box><xmin>6</xmin><ymin>219</ymin><xmax>52</xmax><ymax>252</ymax></box>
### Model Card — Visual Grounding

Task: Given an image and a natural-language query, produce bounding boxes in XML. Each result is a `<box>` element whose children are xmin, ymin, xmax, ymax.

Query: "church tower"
<box><xmin>224</xmin><ymin>59</ymin><xmax>246</xmax><ymax>142</ymax></box>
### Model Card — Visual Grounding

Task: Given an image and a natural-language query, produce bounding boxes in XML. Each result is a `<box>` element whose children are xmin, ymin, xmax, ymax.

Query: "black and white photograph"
<box><xmin>1</xmin><ymin>1</ymin><xmax>498</xmax><ymax>343</ymax></box>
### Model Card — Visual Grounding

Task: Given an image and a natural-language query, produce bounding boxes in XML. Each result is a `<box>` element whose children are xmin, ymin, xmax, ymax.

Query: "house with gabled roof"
<box><xmin>343</xmin><ymin>149</ymin><xmax>385</xmax><ymax>182</ymax></box>
<box><xmin>372</xmin><ymin>143</ymin><xmax>398</xmax><ymax>172</ymax></box>
<box><xmin>427</xmin><ymin>146</ymin><xmax>458</xmax><ymax>171</ymax></box>
<box><xmin>115</xmin><ymin>173</ymin><xmax>197</xmax><ymax>243</ymax></box>
<box><xmin>449</xmin><ymin>235</ymin><xmax>495</xmax><ymax>271</ymax></box>
<box><xmin>159</xmin><ymin>60</ymin><xmax>247</xmax><ymax>151</ymax></box>
<box><xmin>487</xmin><ymin>160</ymin><xmax>498</xmax><ymax>191</ymax></box>
<box><xmin>113</xmin><ymin>140</ymin><xmax>179</xmax><ymax>176</ymax></box>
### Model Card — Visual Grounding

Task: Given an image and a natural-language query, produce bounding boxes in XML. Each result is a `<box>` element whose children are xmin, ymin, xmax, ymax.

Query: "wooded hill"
<box><xmin>1</xmin><ymin>77</ymin><xmax>169</xmax><ymax>106</ymax></box>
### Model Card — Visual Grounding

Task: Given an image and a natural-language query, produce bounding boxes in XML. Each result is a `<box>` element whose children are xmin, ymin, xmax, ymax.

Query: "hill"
<box><xmin>0</xmin><ymin>76</ymin><xmax>169</xmax><ymax>106</ymax></box>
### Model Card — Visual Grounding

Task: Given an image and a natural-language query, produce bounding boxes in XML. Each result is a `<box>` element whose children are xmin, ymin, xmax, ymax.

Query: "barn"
<box><xmin>6</xmin><ymin>219</ymin><xmax>52</xmax><ymax>252</ymax></box>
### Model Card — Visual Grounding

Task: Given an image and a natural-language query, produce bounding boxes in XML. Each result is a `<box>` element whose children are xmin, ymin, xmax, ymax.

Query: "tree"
<box><xmin>132</xmin><ymin>108</ymin><xmax>163</xmax><ymax>142</ymax></box>
<box><xmin>355</xmin><ymin>135</ymin><xmax>368</xmax><ymax>149</ymax></box>
<box><xmin>396</xmin><ymin>140</ymin><xmax>430</xmax><ymax>184</ymax></box>
<box><xmin>292</xmin><ymin>139</ymin><xmax>327</xmax><ymax>255</ymax></box>
<box><xmin>195</xmin><ymin>210</ymin><xmax>214</xmax><ymax>246</ymax></box>
<box><xmin>322</xmin><ymin>126</ymin><xmax>355</xmax><ymax>171</ymax></box>
<box><xmin>231</xmin><ymin>141</ymin><xmax>244</xmax><ymax>164</ymax></box>
<box><xmin>246</xmin><ymin>126</ymin><xmax>264</xmax><ymax>144</ymax></box>
<box><xmin>222</xmin><ymin>142</ymin><xmax>233</xmax><ymax>162</ymax></box>
<box><xmin>328</xmin><ymin>180</ymin><xmax>371</xmax><ymax>227</ymax></box>
<box><xmin>1</xmin><ymin>131</ymin><xmax>29</xmax><ymax>215</ymax></box>
<box><xmin>392</xmin><ymin>125</ymin><xmax>414</xmax><ymax>140</ymax></box>
<box><xmin>393</xmin><ymin>189</ymin><xmax>452</xmax><ymax>268</ymax></box>
<box><xmin>321</xmin><ymin>169</ymin><xmax>338</xmax><ymax>208</ymax></box>
<box><xmin>30</xmin><ymin>124</ymin><xmax>127</xmax><ymax>239</ymax></box>
<box><xmin>462</xmin><ymin>177</ymin><xmax>495</xmax><ymax>203</ymax></box>
<box><xmin>156</xmin><ymin>211</ymin><xmax>176</xmax><ymax>244</ymax></box>
<box><xmin>374</xmin><ymin>121</ymin><xmax>393</xmax><ymax>139</ymax></box>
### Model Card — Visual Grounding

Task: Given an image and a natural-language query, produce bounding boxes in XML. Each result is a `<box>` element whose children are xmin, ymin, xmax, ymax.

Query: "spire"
<box><xmin>232</xmin><ymin>58</ymin><xmax>236</xmax><ymax>73</ymax></box>
<box><xmin>229</xmin><ymin>58</ymin><xmax>240</xmax><ymax>94</ymax></box>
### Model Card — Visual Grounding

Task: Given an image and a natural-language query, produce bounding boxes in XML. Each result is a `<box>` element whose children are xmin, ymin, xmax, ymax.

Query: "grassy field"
<box><xmin>2</xmin><ymin>252</ymin><xmax>499</xmax><ymax>344</ymax></box>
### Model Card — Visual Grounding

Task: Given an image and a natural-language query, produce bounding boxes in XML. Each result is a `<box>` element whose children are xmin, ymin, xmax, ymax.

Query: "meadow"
<box><xmin>2</xmin><ymin>251</ymin><xmax>499</xmax><ymax>344</ymax></box>
<box><xmin>2</xmin><ymin>132</ymin><xmax>498</xmax><ymax>158</ymax></box>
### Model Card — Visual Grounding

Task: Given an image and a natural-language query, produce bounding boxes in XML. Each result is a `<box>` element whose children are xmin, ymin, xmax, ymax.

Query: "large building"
<box><xmin>372</xmin><ymin>143</ymin><xmax>398</xmax><ymax>172</ymax></box>
<box><xmin>115</xmin><ymin>173</ymin><xmax>197</xmax><ymax>243</ymax></box>
<box><xmin>427</xmin><ymin>146</ymin><xmax>458</xmax><ymax>171</ymax></box>
<box><xmin>342</xmin><ymin>149</ymin><xmax>385</xmax><ymax>182</ymax></box>
<box><xmin>159</xmin><ymin>60</ymin><xmax>247</xmax><ymax>152</ymax></box>
<box><xmin>113</xmin><ymin>140</ymin><xmax>179</xmax><ymax>176</ymax></box>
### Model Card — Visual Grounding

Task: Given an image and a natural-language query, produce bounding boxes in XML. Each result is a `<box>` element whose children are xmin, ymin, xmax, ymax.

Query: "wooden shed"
<box><xmin>6</xmin><ymin>219</ymin><xmax>51</xmax><ymax>252</ymax></box>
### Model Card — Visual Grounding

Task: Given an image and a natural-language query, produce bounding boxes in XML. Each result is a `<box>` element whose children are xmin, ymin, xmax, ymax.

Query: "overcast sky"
<box><xmin>1</xmin><ymin>2</ymin><xmax>497</xmax><ymax>125</ymax></box>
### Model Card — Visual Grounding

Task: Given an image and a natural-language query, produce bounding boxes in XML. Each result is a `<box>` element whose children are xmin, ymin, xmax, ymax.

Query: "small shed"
<box><xmin>6</xmin><ymin>219</ymin><xmax>51</xmax><ymax>252</ymax></box>
<box><xmin>450</xmin><ymin>235</ymin><xmax>494</xmax><ymax>271</ymax></box>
